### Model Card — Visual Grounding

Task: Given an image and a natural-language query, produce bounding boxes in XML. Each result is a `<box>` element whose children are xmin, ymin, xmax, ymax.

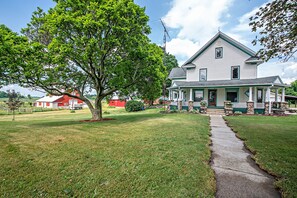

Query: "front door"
<box><xmin>208</xmin><ymin>90</ymin><xmax>217</xmax><ymax>107</ymax></box>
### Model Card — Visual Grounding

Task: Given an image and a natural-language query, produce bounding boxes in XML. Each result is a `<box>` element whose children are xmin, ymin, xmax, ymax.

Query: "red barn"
<box><xmin>108</xmin><ymin>95</ymin><xmax>126</xmax><ymax>107</ymax></box>
<box><xmin>35</xmin><ymin>95</ymin><xmax>84</xmax><ymax>109</ymax></box>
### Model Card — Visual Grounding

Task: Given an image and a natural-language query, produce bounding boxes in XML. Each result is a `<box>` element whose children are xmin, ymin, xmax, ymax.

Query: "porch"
<box><xmin>168</xmin><ymin>85</ymin><xmax>288</xmax><ymax>115</ymax></box>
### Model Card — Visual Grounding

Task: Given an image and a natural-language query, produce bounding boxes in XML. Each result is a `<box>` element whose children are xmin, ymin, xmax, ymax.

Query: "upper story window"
<box><xmin>231</xmin><ymin>66</ymin><xmax>240</xmax><ymax>80</ymax></box>
<box><xmin>199</xmin><ymin>68</ymin><xmax>207</xmax><ymax>81</ymax></box>
<box><xmin>215</xmin><ymin>47</ymin><xmax>223</xmax><ymax>59</ymax></box>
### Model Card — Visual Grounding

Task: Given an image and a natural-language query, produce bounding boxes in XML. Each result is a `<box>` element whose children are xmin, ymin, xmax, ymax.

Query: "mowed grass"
<box><xmin>0</xmin><ymin>108</ymin><xmax>215</xmax><ymax>197</ymax></box>
<box><xmin>224</xmin><ymin>115</ymin><xmax>297</xmax><ymax>198</ymax></box>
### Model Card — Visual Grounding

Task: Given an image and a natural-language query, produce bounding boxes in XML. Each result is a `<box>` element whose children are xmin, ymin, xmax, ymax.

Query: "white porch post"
<box><xmin>189</xmin><ymin>88</ymin><xmax>193</xmax><ymax>101</ymax></box>
<box><xmin>178</xmin><ymin>89</ymin><xmax>182</xmax><ymax>101</ymax></box>
<box><xmin>282</xmin><ymin>88</ymin><xmax>285</xmax><ymax>102</ymax></box>
<box><xmin>267</xmin><ymin>87</ymin><xmax>271</xmax><ymax>114</ymax></box>
<box><xmin>275</xmin><ymin>88</ymin><xmax>279</xmax><ymax>102</ymax></box>
<box><xmin>253</xmin><ymin>87</ymin><xmax>257</xmax><ymax>106</ymax></box>
<box><xmin>249</xmin><ymin>87</ymin><xmax>253</xmax><ymax>102</ymax></box>
<box><xmin>168</xmin><ymin>90</ymin><xmax>171</xmax><ymax>101</ymax></box>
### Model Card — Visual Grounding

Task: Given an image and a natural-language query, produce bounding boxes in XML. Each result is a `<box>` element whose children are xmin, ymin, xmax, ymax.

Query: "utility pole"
<box><xmin>160</xmin><ymin>19</ymin><xmax>170</xmax><ymax>111</ymax></box>
<box><xmin>160</xmin><ymin>19</ymin><xmax>170</xmax><ymax>53</ymax></box>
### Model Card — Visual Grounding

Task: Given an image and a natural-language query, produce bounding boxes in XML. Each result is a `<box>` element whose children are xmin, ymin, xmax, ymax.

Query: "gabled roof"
<box><xmin>36</xmin><ymin>95</ymin><xmax>63</xmax><ymax>102</ymax></box>
<box><xmin>183</xmin><ymin>31</ymin><xmax>257</xmax><ymax>66</ymax></box>
<box><xmin>169</xmin><ymin>76</ymin><xmax>288</xmax><ymax>89</ymax></box>
<box><xmin>168</xmin><ymin>67</ymin><xmax>186</xmax><ymax>79</ymax></box>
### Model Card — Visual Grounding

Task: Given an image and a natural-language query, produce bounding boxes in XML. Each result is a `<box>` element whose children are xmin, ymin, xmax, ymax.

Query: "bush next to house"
<box><xmin>125</xmin><ymin>101</ymin><xmax>144</xmax><ymax>112</ymax></box>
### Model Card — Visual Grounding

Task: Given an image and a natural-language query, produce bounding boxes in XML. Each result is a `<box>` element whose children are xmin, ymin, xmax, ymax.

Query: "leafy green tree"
<box><xmin>286</xmin><ymin>80</ymin><xmax>297</xmax><ymax>96</ymax></box>
<box><xmin>163</xmin><ymin>52</ymin><xmax>178</xmax><ymax>90</ymax></box>
<box><xmin>0</xmin><ymin>25</ymin><xmax>28</xmax><ymax>87</ymax></box>
<box><xmin>249</xmin><ymin>0</ymin><xmax>297</xmax><ymax>61</ymax></box>
<box><xmin>4</xmin><ymin>90</ymin><xmax>23</xmax><ymax>121</ymax></box>
<box><xmin>6</xmin><ymin>0</ymin><xmax>165</xmax><ymax>120</ymax></box>
<box><xmin>0</xmin><ymin>91</ymin><xmax>8</xmax><ymax>98</ymax></box>
<box><xmin>27</xmin><ymin>94</ymin><xmax>32</xmax><ymax>100</ymax></box>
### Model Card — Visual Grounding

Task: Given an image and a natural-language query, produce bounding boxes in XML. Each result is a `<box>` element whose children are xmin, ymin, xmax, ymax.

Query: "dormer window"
<box><xmin>215</xmin><ymin>47</ymin><xmax>223</xmax><ymax>59</ymax></box>
<box><xmin>199</xmin><ymin>68</ymin><xmax>207</xmax><ymax>81</ymax></box>
<box><xmin>231</xmin><ymin>66</ymin><xmax>240</xmax><ymax>79</ymax></box>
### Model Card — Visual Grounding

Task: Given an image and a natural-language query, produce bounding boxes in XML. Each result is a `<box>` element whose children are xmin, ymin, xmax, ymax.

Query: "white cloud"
<box><xmin>258</xmin><ymin>61</ymin><xmax>297</xmax><ymax>84</ymax></box>
<box><xmin>166</xmin><ymin>38</ymin><xmax>200</xmax><ymax>60</ymax></box>
<box><xmin>232</xmin><ymin>1</ymin><xmax>271</xmax><ymax>33</ymax></box>
<box><xmin>162</xmin><ymin>0</ymin><xmax>234</xmax><ymax>63</ymax></box>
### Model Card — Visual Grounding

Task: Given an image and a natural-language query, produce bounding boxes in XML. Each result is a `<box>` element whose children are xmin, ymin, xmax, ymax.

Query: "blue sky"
<box><xmin>1</xmin><ymin>0</ymin><xmax>296</xmax><ymax>96</ymax></box>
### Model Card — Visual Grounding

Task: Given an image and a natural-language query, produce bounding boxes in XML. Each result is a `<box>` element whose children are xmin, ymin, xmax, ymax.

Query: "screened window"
<box><xmin>199</xmin><ymin>68</ymin><xmax>207</xmax><ymax>81</ymax></box>
<box><xmin>194</xmin><ymin>90</ymin><xmax>204</xmax><ymax>102</ymax></box>
<box><xmin>215</xmin><ymin>47</ymin><xmax>223</xmax><ymax>59</ymax></box>
<box><xmin>226</xmin><ymin>90</ymin><xmax>238</xmax><ymax>102</ymax></box>
<box><xmin>257</xmin><ymin>89</ymin><xmax>263</xmax><ymax>103</ymax></box>
<box><xmin>231</xmin><ymin>66</ymin><xmax>240</xmax><ymax>79</ymax></box>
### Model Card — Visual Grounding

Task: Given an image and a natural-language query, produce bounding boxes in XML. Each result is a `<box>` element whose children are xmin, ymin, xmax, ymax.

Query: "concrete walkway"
<box><xmin>210</xmin><ymin>115</ymin><xmax>280</xmax><ymax>198</ymax></box>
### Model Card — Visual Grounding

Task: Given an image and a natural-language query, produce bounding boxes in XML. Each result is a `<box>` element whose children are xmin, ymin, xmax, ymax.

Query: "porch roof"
<box><xmin>169</xmin><ymin>76</ymin><xmax>289</xmax><ymax>89</ymax></box>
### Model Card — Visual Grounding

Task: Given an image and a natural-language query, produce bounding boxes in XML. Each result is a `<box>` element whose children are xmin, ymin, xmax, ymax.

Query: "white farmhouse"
<box><xmin>168</xmin><ymin>31</ymin><xmax>288</xmax><ymax>114</ymax></box>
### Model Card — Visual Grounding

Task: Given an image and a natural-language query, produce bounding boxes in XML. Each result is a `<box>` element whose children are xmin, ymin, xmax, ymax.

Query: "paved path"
<box><xmin>210</xmin><ymin>115</ymin><xmax>280</xmax><ymax>198</ymax></box>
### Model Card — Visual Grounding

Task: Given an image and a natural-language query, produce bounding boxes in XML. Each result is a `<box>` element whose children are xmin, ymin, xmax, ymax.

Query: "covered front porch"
<box><xmin>168</xmin><ymin>77</ymin><xmax>288</xmax><ymax>115</ymax></box>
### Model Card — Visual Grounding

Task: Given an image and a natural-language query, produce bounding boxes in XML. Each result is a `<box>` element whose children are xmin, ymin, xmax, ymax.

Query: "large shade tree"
<box><xmin>249</xmin><ymin>0</ymin><xmax>297</xmax><ymax>61</ymax></box>
<box><xmin>0</xmin><ymin>25</ymin><xmax>28</xmax><ymax>88</ymax></box>
<box><xmin>5</xmin><ymin>0</ymin><xmax>165</xmax><ymax>120</ymax></box>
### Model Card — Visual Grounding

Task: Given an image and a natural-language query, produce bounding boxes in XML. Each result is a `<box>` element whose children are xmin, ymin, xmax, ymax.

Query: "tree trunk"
<box><xmin>91</xmin><ymin>108</ymin><xmax>102</xmax><ymax>120</ymax></box>
<box><xmin>91</xmin><ymin>98</ymin><xmax>103</xmax><ymax>120</ymax></box>
<box><xmin>149</xmin><ymin>100</ymin><xmax>154</xmax><ymax>106</ymax></box>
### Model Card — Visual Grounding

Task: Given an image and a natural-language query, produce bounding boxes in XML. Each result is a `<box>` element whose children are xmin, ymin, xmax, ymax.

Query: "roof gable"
<box><xmin>183</xmin><ymin>31</ymin><xmax>256</xmax><ymax>66</ymax></box>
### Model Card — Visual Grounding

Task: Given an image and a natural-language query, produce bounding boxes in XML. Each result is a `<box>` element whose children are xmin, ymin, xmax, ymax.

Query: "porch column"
<box><xmin>189</xmin><ymin>88</ymin><xmax>193</xmax><ymax>101</ymax></box>
<box><xmin>282</xmin><ymin>88</ymin><xmax>285</xmax><ymax>102</ymax></box>
<box><xmin>246</xmin><ymin>87</ymin><xmax>254</xmax><ymax>114</ymax></box>
<box><xmin>253</xmin><ymin>87</ymin><xmax>257</xmax><ymax>107</ymax></box>
<box><xmin>248</xmin><ymin>87</ymin><xmax>253</xmax><ymax>102</ymax></box>
<box><xmin>178</xmin><ymin>89</ymin><xmax>182</xmax><ymax>111</ymax></box>
<box><xmin>280</xmin><ymin>88</ymin><xmax>288</xmax><ymax>111</ymax></box>
<box><xmin>168</xmin><ymin>90</ymin><xmax>171</xmax><ymax>101</ymax></box>
<box><xmin>188</xmin><ymin>88</ymin><xmax>194</xmax><ymax>112</ymax></box>
<box><xmin>265</xmin><ymin>87</ymin><xmax>271</xmax><ymax>115</ymax></box>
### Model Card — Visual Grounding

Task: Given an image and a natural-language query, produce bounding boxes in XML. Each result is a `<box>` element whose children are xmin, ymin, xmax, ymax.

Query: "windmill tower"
<box><xmin>160</xmin><ymin>19</ymin><xmax>170</xmax><ymax>53</ymax></box>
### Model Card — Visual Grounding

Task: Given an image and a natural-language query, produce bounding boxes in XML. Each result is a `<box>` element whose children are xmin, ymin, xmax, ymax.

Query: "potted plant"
<box><xmin>200</xmin><ymin>100</ymin><xmax>207</xmax><ymax>114</ymax></box>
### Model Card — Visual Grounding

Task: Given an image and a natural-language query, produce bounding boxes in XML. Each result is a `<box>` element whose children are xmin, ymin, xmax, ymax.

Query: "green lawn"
<box><xmin>224</xmin><ymin>115</ymin><xmax>297</xmax><ymax>198</ymax></box>
<box><xmin>0</xmin><ymin>108</ymin><xmax>215</xmax><ymax>197</ymax></box>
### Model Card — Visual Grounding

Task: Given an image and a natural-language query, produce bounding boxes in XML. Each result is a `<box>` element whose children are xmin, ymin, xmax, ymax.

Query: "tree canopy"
<box><xmin>163</xmin><ymin>52</ymin><xmax>178</xmax><ymax>88</ymax></box>
<box><xmin>4</xmin><ymin>0</ymin><xmax>166</xmax><ymax>120</ymax></box>
<box><xmin>249</xmin><ymin>0</ymin><xmax>297</xmax><ymax>62</ymax></box>
<box><xmin>0</xmin><ymin>25</ymin><xmax>28</xmax><ymax>87</ymax></box>
<box><xmin>286</xmin><ymin>80</ymin><xmax>297</xmax><ymax>96</ymax></box>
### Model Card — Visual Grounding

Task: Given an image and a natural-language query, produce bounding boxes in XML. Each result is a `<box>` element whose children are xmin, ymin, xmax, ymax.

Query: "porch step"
<box><xmin>207</xmin><ymin>108</ymin><xmax>225</xmax><ymax>115</ymax></box>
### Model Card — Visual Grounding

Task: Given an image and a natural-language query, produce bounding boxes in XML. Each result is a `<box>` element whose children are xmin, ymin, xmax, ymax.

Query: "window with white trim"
<box><xmin>215</xmin><ymin>47</ymin><xmax>223</xmax><ymax>59</ymax></box>
<box><xmin>199</xmin><ymin>68</ymin><xmax>207</xmax><ymax>81</ymax></box>
<box><xmin>231</xmin><ymin>66</ymin><xmax>240</xmax><ymax>80</ymax></box>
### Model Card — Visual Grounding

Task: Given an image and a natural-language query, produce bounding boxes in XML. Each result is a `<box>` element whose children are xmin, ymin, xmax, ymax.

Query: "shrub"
<box><xmin>103</xmin><ymin>111</ymin><xmax>110</xmax><ymax>114</ymax></box>
<box><xmin>234</xmin><ymin>111</ymin><xmax>242</xmax><ymax>115</ymax></box>
<box><xmin>70</xmin><ymin>110</ymin><xmax>76</xmax><ymax>113</ymax></box>
<box><xmin>125</xmin><ymin>101</ymin><xmax>144</xmax><ymax>112</ymax></box>
<box><xmin>200</xmin><ymin>100</ymin><xmax>207</xmax><ymax>107</ymax></box>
